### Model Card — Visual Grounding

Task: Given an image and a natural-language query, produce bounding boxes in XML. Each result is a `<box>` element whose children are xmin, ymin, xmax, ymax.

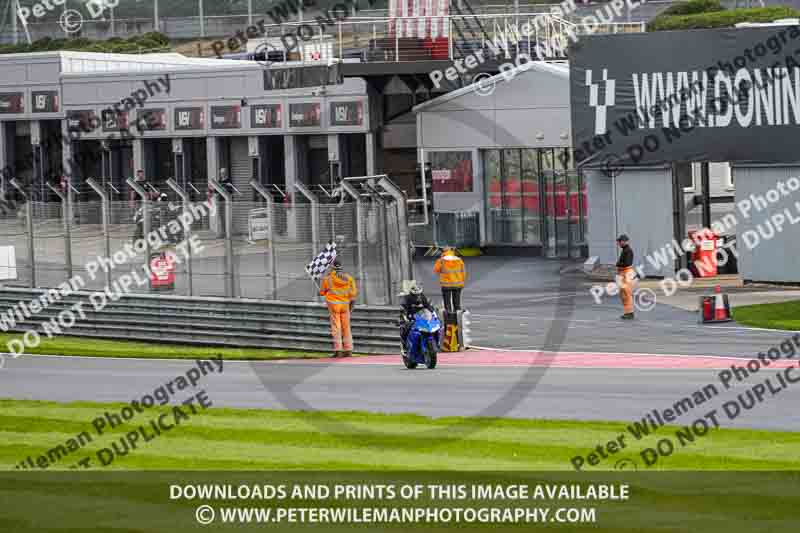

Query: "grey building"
<box><xmin>414</xmin><ymin>61</ymin><xmax>587</xmax><ymax>257</ymax></box>
<box><xmin>416</xmin><ymin>59</ymin><xmax>798</xmax><ymax>283</ymax></box>
<box><xmin>0</xmin><ymin>51</ymin><xmax>378</xmax><ymax>214</ymax></box>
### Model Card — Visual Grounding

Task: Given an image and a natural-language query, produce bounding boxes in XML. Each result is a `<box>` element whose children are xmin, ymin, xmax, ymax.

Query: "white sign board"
<box><xmin>432</xmin><ymin>169</ymin><xmax>451</xmax><ymax>182</ymax></box>
<box><xmin>0</xmin><ymin>245</ymin><xmax>17</xmax><ymax>281</ymax></box>
<box><xmin>248</xmin><ymin>208</ymin><xmax>271</xmax><ymax>241</ymax></box>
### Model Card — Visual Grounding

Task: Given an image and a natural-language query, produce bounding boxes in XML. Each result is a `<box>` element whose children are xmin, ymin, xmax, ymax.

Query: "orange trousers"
<box><xmin>328</xmin><ymin>304</ymin><xmax>353</xmax><ymax>351</ymax></box>
<box><xmin>617</xmin><ymin>267</ymin><xmax>635</xmax><ymax>314</ymax></box>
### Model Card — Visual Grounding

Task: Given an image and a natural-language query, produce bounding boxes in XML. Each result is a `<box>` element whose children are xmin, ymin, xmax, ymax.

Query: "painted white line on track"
<box><xmin>467</xmin><ymin>292</ymin><xmax>582</xmax><ymax>302</ymax></box>
<box><xmin>471</xmin><ymin>313</ymin><xmax>796</xmax><ymax>334</ymax></box>
<box><xmin>3</xmin><ymin>353</ymin><xmax>280</xmax><ymax>364</ymax></box>
<box><xmin>466</xmin><ymin>345</ymin><xmax>763</xmax><ymax>361</ymax></box>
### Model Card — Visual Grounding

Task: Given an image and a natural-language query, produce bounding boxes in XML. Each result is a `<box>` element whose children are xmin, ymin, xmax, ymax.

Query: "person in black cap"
<box><xmin>616</xmin><ymin>234</ymin><xmax>635</xmax><ymax>319</ymax></box>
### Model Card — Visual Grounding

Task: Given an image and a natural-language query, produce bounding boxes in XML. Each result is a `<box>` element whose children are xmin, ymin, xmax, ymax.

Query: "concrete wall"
<box><xmin>732</xmin><ymin>164</ymin><xmax>800</xmax><ymax>283</ymax></box>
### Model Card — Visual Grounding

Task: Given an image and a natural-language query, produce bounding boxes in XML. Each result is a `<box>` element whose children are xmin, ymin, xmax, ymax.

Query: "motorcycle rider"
<box><xmin>400</xmin><ymin>283</ymin><xmax>435</xmax><ymax>354</ymax></box>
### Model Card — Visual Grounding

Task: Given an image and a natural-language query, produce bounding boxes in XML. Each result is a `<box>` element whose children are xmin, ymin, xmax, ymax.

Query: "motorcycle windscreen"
<box><xmin>414</xmin><ymin>309</ymin><xmax>438</xmax><ymax>333</ymax></box>
<box><xmin>415</xmin><ymin>309</ymin><xmax>433</xmax><ymax>321</ymax></box>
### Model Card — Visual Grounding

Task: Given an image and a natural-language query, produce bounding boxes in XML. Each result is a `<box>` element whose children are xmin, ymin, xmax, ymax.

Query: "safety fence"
<box><xmin>0</xmin><ymin>287</ymin><xmax>399</xmax><ymax>354</ymax></box>
<box><xmin>0</xmin><ymin>9</ymin><xmax>645</xmax><ymax>46</ymax></box>
<box><xmin>0</xmin><ymin>176</ymin><xmax>411</xmax><ymax>307</ymax></box>
<box><xmin>408</xmin><ymin>211</ymin><xmax>481</xmax><ymax>250</ymax></box>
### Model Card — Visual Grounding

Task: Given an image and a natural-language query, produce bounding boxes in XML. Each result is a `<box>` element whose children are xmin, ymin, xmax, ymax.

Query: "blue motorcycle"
<box><xmin>403</xmin><ymin>309</ymin><xmax>442</xmax><ymax>369</ymax></box>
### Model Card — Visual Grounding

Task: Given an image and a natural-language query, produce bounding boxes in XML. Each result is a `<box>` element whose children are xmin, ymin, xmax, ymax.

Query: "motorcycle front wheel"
<box><xmin>402</xmin><ymin>355</ymin><xmax>417</xmax><ymax>369</ymax></box>
<box><xmin>424</xmin><ymin>338</ymin><xmax>438</xmax><ymax>369</ymax></box>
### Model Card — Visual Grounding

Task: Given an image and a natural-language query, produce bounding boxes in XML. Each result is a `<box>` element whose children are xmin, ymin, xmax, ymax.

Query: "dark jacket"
<box><xmin>616</xmin><ymin>244</ymin><xmax>634</xmax><ymax>268</ymax></box>
<box><xmin>402</xmin><ymin>293</ymin><xmax>434</xmax><ymax>317</ymax></box>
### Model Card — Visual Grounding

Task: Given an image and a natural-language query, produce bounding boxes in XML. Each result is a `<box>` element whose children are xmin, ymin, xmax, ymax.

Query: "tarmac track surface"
<box><xmin>2</xmin><ymin>257</ymin><xmax>800</xmax><ymax>430</ymax></box>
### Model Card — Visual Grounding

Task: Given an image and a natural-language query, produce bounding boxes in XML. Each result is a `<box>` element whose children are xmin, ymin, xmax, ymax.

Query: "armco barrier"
<box><xmin>0</xmin><ymin>288</ymin><xmax>400</xmax><ymax>354</ymax></box>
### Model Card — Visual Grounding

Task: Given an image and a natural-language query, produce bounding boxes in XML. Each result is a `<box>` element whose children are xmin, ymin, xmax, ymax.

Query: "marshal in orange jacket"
<box><xmin>434</xmin><ymin>253</ymin><xmax>466</xmax><ymax>288</ymax></box>
<box><xmin>319</xmin><ymin>271</ymin><xmax>358</xmax><ymax>307</ymax></box>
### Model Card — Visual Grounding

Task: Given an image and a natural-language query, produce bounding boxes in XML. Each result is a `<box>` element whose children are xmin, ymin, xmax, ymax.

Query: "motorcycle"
<box><xmin>402</xmin><ymin>308</ymin><xmax>442</xmax><ymax>370</ymax></box>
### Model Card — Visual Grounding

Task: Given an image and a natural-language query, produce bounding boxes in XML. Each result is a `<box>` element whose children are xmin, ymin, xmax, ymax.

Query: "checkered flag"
<box><xmin>305</xmin><ymin>241</ymin><xmax>337</xmax><ymax>280</ymax></box>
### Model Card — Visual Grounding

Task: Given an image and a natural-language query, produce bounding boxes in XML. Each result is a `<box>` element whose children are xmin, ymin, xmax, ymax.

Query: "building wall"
<box><xmin>586</xmin><ymin>166</ymin><xmax>674</xmax><ymax>277</ymax></box>
<box><xmin>0</xmin><ymin>52</ymin><xmax>376</xmax><ymax>204</ymax></box>
<box><xmin>416</xmin><ymin>65</ymin><xmax>572</xmax><ymax>247</ymax></box>
<box><xmin>732</xmin><ymin>164</ymin><xmax>800</xmax><ymax>283</ymax></box>
<box><xmin>417</xmin><ymin>67</ymin><xmax>571</xmax><ymax>150</ymax></box>
<box><xmin>585</xmin><ymin>169</ymin><xmax>615</xmax><ymax>266</ymax></box>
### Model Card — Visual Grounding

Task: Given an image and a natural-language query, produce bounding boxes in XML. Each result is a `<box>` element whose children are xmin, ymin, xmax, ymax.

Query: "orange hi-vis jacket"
<box><xmin>320</xmin><ymin>271</ymin><xmax>358</xmax><ymax>307</ymax></box>
<box><xmin>434</xmin><ymin>255</ymin><xmax>466</xmax><ymax>288</ymax></box>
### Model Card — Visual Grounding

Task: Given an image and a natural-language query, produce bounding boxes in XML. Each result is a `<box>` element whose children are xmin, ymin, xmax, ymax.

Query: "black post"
<box><xmin>701</xmin><ymin>162</ymin><xmax>711</xmax><ymax>230</ymax></box>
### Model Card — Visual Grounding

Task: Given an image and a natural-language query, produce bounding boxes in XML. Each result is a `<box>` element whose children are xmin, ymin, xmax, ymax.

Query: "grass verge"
<box><xmin>2</xmin><ymin>399</ymin><xmax>800</xmax><ymax>470</ymax></box>
<box><xmin>0</xmin><ymin>333</ymin><xmax>328</xmax><ymax>360</ymax></box>
<box><xmin>732</xmin><ymin>300</ymin><xmax>800</xmax><ymax>330</ymax></box>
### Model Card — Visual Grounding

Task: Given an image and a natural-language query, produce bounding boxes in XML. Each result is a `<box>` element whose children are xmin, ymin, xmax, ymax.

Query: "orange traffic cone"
<box><xmin>713</xmin><ymin>285</ymin><xmax>732</xmax><ymax>322</ymax></box>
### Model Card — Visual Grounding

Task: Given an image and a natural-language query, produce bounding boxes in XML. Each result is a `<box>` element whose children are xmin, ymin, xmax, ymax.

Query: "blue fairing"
<box><xmin>406</xmin><ymin>309</ymin><xmax>442</xmax><ymax>364</ymax></box>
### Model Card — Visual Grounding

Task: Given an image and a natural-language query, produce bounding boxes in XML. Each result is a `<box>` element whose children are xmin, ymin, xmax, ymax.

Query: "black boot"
<box><xmin>620</xmin><ymin>313</ymin><xmax>634</xmax><ymax>320</ymax></box>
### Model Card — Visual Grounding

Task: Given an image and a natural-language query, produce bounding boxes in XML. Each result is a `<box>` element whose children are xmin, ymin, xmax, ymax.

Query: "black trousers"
<box><xmin>442</xmin><ymin>288</ymin><xmax>462</xmax><ymax>313</ymax></box>
<box><xmin>400</xmin><ymin>319</ymin><xmax>412</xmax><ymax>351</ymax></box>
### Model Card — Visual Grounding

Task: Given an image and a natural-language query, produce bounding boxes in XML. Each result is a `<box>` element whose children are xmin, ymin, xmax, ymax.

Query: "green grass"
<box><xmin>3</xmin><ymin>399</ymin><xmax>800</xmax><ymax>471</ymax></box>
<box><xmin>732</xmin><ymin>300</ymin><xmax>800</xmax><ymax>331</ymax></box>
<box><xmin>0</xmin><ymin>333</ymin><xmax>328</xmax><ymax>360</ymax></box>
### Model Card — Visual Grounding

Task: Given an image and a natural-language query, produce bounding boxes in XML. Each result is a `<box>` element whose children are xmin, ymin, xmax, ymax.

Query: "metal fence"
<box><xmin>0</xmin><ymin>287</ymin><xmax>399</xmax><ymax>354</ymax></box>
<box><xmin>408</xmin><ymin>211</ymin><xmax>481</xmax><ymax>250</ymax></box>
<box><xmin>0</xmin><ymin>177</ymin><xmax>410</xmax><ymax>306</ymax></box>
<box><xmin>0</xmin><ymin>8</ymin><xmax>646</xmax><ymax>45</ymax></box>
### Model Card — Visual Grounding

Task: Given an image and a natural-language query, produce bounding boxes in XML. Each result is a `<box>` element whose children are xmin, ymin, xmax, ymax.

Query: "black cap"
<box><xmin>332</xmin><ymin>260</ymin><xmax>342</xmax><ymax>271</ymax></box>
<box><xmin>617</xmin><ymin>234</ymin><xmax>630</xmax><ymax>242</ymax></box>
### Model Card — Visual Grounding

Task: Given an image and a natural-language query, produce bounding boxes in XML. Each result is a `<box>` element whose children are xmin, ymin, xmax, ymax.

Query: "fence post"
<box><xmin>381</xmin><ymin>200</ymin><xmax>393</xmax><ymax>305</ymax></box>
<box><xmin>9</xmin><ymin>179</ymin><xmax>35</xmax><ymax>287</ymax></box>
<box><xmin>126</xmin><ymin>178</ymin><xmax>151</xmax><ymax>275</ymax></box>
<box><xmin>44</xmin><ymin>181</ymin><xmax>75</xmax><ymax>284</ymax></box>
<box><xmin>340</xmin><ymin>181</ymin><xmax>367</xmax><ymax>305</ymax></box>
<box><xmin>448</xmin><ymin>17</ymin><xmax>453</xmax><ymax>60</ymax></box>
<box><xmin>208</xmin><ymin>178</ymin><xmax>235</xmax><ymax>298</ymax></box>
<box><xmin>85</xmin><ymin>179</ymin><xmax>111</xmax><ymax>288</ymax></box>
<box><xmin>167</xmin><ymin>178</ymin><xmax>193</xmax><ymax>297</ymax></box>
<box><xmin>377</xmin><ymin>175</ymin><xmax>413</xmax><ymax>281</ymax></box>
<box><xmin>359</xmin><ymin>178</ymin><xmax>393</xmax><ymax>304</ymax></box>
<box><xmin>250</xmin><ymin>180</ymin><xmax>278</xmax><ymax>300</ymax></box>
<box><xmin>294</xmin><ymin>182</ymin><xmax>320</xmax><ymax>301</ymax></box>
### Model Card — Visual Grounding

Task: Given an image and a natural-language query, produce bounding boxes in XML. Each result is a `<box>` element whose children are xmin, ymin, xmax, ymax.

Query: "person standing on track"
<box><xmin>434</xmin><ymin>247</ymin><xmax>466</xmax><ymax>313</ymax></box>
<box><xmin>616</xmin><ymin>234</ymin><xmax>635</xmax><ymax>320</ymax></box>
<box><xmin>320</xmin><ymin>260</ymin><xmax>358</xmax><ymax>358</ymax></box>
